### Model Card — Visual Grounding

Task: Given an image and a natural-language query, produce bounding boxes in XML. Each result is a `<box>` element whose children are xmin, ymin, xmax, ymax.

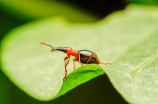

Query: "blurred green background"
<box><xmin>0</xmin><ymin>0</ymin><xmax>157</xmax><ymax>104</ymax></box>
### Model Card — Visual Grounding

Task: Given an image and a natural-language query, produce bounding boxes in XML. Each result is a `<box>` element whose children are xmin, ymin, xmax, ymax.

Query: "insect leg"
<box><xmin>73</xmin><ymin>58</ymin><xmax>76</xmax><ymax>70</ymax></box>
<box><xmin>93</xmin><ymin>54</ymin><xmax>111</xmax><ymax>65</ymax></box>
<box><xmin>63</xmin><ymin>56</ymin><xmax>70</xmax><ymax>81</ymax></box>
<box><xmin>78</xmin><ymin>53</ymin><xmax>83</xmax><ymax>66</ymax></box>
<box><xmin>86</xmin><ymin>54</ymin><xmax>94</xmax><ymax>64</ymax></box>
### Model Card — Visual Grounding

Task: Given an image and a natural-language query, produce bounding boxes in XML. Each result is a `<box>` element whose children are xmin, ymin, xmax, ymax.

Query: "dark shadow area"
<box><xmin>0</xmin><ymin>70</ymin><xmax>9</xmax><ymax>104</ymax></box>
<box><xmin>67</xmin><ymin>0</ymin><xmax>128</xmax><ymax>18</ymax></box>
<box><xmin>68</xmin><ymin>74</ymin><xmax>128</xmax><ymax>104</ymax></box>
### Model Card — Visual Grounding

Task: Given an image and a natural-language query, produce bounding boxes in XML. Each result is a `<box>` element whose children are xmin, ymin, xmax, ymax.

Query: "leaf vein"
<box><xmin>132</xmin><ymin>55</ymin><xmax>157</xmax><ymax>75</ymax></box>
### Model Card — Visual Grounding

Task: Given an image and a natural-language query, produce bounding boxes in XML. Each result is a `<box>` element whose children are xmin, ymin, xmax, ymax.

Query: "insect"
<box><xmin>40</xmin><ymin>42</ymin><xmax>111</xmax><ymax>81</ymax></box>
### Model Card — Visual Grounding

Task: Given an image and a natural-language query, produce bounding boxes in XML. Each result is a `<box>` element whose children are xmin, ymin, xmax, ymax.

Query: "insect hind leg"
<box><xmin>86</xmin><ymin>54</ymin><xmax>111</xmax><ymax>65</ymax></box>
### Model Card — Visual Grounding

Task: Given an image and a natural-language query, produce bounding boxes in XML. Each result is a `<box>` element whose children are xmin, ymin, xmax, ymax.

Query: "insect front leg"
<box><xmin>63</xmin><ymin>56</ymin><xmax>70</xmax><ymax>81</ymax></box>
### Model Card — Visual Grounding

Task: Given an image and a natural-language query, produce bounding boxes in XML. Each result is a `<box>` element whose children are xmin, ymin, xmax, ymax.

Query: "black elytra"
<box><xmin>78</xmin><ymin>50</ymin><xmax>99</xmax><ymax>64</ymax></box>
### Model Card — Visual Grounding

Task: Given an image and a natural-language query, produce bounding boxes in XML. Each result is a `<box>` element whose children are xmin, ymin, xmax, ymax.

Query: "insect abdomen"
<box><xmin>78</xmin><ymin>50</ymin><xmax>99</xmax><ymax>64</ymax></box>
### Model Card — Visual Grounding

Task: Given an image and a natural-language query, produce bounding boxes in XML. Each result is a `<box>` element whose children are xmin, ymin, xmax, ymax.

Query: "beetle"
<box><xmin>40</xmin><ymin>42</ymin><xmax>111</xmax><ymax>81</ymax></box>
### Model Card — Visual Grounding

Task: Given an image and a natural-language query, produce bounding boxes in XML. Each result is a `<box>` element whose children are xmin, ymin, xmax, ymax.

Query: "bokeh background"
<box><xmin>0</xmin><ymin>0</ymin><xmax>157</xmax><ymax>104</ymax></box>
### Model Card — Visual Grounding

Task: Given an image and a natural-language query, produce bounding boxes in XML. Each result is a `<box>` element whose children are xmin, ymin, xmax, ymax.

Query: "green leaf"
<box><xmin>105</xmin><ymin>33</ymin><xmax>158</xmax><ymax>104</ymax></box>
<box><xmin>1</xmin><ymin>4</ymin><xmax>158</xmax><ymax>103</ymax></box>
<box><xmin>0</xmin><ymin>0</ymin><xmax>99</xmax><ymax>22</ymax></box>
<box><xmin>128</xmin><ymin>0</ymin><xmax>158</xmax><ymax>5</ymax></box>
<box><xmin>55</xmin><ymin>65</ymin><xmax>105</xmax><ymax>99</ymax></box>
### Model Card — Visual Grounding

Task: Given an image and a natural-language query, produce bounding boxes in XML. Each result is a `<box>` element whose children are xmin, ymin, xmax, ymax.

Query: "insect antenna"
<box><xmin>39</xmin><ymin>42</ymin><xmax>54</xmax><ymax>49</ymax></box>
